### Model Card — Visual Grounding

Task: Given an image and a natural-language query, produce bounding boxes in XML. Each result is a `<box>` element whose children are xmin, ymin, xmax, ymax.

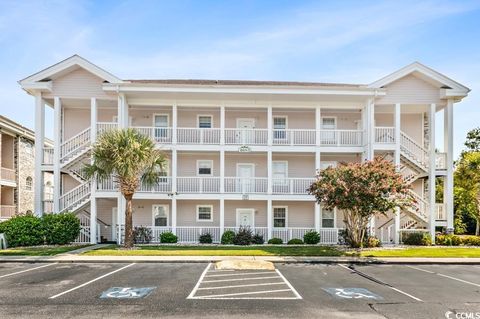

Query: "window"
<box><xmin>25</xmin><ymin>176</ymin><xmax>33</xmax><ymax>191</ymax></box>
<box><xmin>321</xmin><ymin>117</ymin><xmax>336</xmax><ymax>129</ymax></box>
<box><xmin>272</xmin><ymin>161</ymin><xmax>288</xmax><ymax>186</ymax></box>
<box><xmin>197</xmin><ymin>160</ymin><xmax>213</xmax><ymax>176</ymax></box>
<box><xmin>197</xmin><ymin>205</ymin><xmax>213</xmax><ymax>222</ymax></box>
<box><xmin>157</xmin><ymin>160</ymin><xmax>169</xmax><ymax>183</ymax></box>
<box><xmin>44</xmin><ymin>181</ymin><xmax>53</xmax><ymax>200</ymax></box>
<box><xmin>198</xmin><ymin>116</ymin><xmax>212</xmax><ymax>128</ymax></box>
<box><xmin>320</xmin><ymin>161</ymin><xmax>337</xmax><ymax>170</ymax></box>
<box><xmin>152</xmin><ymin>205</ymin><xmax>168</xmax><ymax>227</ymax></box>
<box><xmin>154</xmin><ymin>114</ymin><xmax>169</xmax><ymax>139</ymax></box>
<box><xmin>273</xmin><ymin>207</ymin><xmax>287</xmax><ymax>228</ymax></box>
<box><xmin>321</xmin><ymin>208</ymin><xmax>335</xmax><ymax>228</ymax></box>
<box><xmin>273</xmin><ymin>117</ymin><xmax>287</xmax><ymax>139</ymax></box>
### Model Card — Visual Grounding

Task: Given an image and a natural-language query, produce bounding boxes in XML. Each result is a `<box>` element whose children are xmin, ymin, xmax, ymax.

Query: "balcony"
<box><xmin>435</xmin><ymin>152</ymin><xmax>447</xmax><ymax>170</ymax></box>
<box><xmin>375</xmin><ymin>127</ymin><xmax>395</xmax><ymax>144</ymax></box>
<box><xmin>0</xmin><ymin>167</ymin><xmax>15</xmax><ymax>184</ymax></box>
<box><xmin>43</xmin><ymin>147</ymin><xmax>54</xmax><ymax>165</ymax></box>
<box><xmin>0</xmin><ymin>205</ymin><xmax>15</xmax><ymax>219</ymax></box>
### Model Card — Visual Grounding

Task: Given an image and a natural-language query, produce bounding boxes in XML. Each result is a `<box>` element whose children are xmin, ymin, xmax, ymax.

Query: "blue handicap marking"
<box><xmin>100</xmin><ymin>287</ymin><xmax>156</xmax><ymax>299</ymax></box>
<box><xmin>323</xmin><ymin>288</ymin><xmax>383</xmax><ymax>300</ymax></box>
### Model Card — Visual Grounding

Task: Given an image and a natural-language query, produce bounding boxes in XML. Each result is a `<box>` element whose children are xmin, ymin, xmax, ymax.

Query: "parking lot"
<box><xmin>0</xmin><ymin>262</ymin><xmax>479</xmax><ymax>318</ymax></box>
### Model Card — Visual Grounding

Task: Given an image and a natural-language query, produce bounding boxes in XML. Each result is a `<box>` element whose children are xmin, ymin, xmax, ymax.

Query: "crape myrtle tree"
<box><xmin>308</xmin><ymin>157</ymin><xmax>414</xmax><ymax>248</ymax></box>
<box><xmin>84</xmin><ymin>128</ymin><xmax>165</xmax><ymax>248</ymax></box>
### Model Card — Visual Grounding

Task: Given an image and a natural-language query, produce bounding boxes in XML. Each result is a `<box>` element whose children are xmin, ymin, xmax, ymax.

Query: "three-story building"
<box><xmin>19</xmin><ymin>55</ymin><xmax>469</xmax><ymax>244</ymax></box>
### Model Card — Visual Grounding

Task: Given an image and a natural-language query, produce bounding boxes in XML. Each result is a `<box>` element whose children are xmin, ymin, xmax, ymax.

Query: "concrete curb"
<box><xmin>2</xmin><ymin>255</ymin><xmax>480</xmax><ymax>264</ymax></box>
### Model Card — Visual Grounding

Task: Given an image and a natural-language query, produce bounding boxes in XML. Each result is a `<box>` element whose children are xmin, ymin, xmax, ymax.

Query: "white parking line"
<box><xmin>205</xmin><ymin>271</ymin><xmax>275</xmax><ymax>278</ymax></box>
<box><xmin>406</xmin><ymin>265</ymin><xmax>480</xmax><ymax>288</ymax></box>
<box><xmin>187</xmin><ymin>263</ymin><xmax>211</xmax><ymax>299</ymax></box>
<box><xmin>275</xmin><ymin>269</ymin><xmax>302</xmax><ymax>299</ymax></box>
<box><xmin>202</xmin><ymin>276</ymin><xmax>281</xmax><ymax>283</ymax></box>
<box><xmin>195</xmin><ymin>289</ymin><xmax>293</xmax><ymax>299</ymax></box>
<box><xmin>0</xmin><ymin>263</ymin><xmax>57</xmax><ymax>279</ymax></box>
<box><xmin>49</xmin><ymin>263</ymin><xmax>135</xmax><ymax>299</ymax></box>
<box><xmin>198</xmin><ymin>282</ymin><xmax>286</xmax><ymax>290</ymax></box>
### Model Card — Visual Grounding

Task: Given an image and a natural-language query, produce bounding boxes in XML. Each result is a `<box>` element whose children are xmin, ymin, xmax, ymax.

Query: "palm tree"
<box><xmin>84</xmin><ymin>128</ymin><xmax>165</xmax><ymax>248</ymax></box>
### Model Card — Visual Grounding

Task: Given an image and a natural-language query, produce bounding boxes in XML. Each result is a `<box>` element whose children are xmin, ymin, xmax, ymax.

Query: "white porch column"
<box><xmin>53</xmin><ymin>97</ymin><xmax>62</xmax><ymax>213</ymax></box>
<box><xmin>444</xmin><ymin>99</ymin><xmax>454</xmax><ymax>232</ymax></box>
<box><xmin>171</xmin><ymin>198</ymin><xmax>177</xmax><ymax>235</ymax></box>
<box><xmin>365</xmin><ymin>100</ymin><xmax>375</xmax><ymax>161</ymax></box>
<box><xmin>429</xmin><ymin>103</ymin><xmax>437</xmax><ymax>243</ymax></box>
<box><xmin>394</xmin><ymin>103</ymin><xmax>401</xmax><ymax>244</ymax></box>
<box><xmin>219</xmin><ymin>199</ymin><xmax>225</xmax><ymax>235</ymax></box>
<box><xmin>172</xmin><ymin>149</ymin><xmax>177</xmax><ymax>192</ymax></box>
<box><xmin>220</xmin><ymin>105</ymin><xmax>225</xmax><ymax>145</ymax></box>
<box><xmin>220</xmin><ymin>150</ymin><xmax>225</xmax><ymax>193</ymax></box>
<box><xmin>315</xmin><ymin>106</ymin><xmax>321</xmax><ymax>147</ymax></box>
<box><xmin>172</xmin><ymin>103</ymin><xmax>177</xmax><ymax>144</ymax></box>
<box><xmin>267</xmin><ymin>150</ymin><xmax>272</xmax><ymax>194</ymax></box>
<box><xmin>314</xmin><ymin>203</ymin><xmax>320</xmax><ymax>231</ymax></box>
<box><xmin>34</xmin><ymin>93</ymin><xmax>45</xmax><ymax>216</ymax></box>
<box><xmin>89</xmin><ymin>98</ymin><xmax>98</xmax><ymax>243</ymax></box>
<box><xmin>315</xmin><ymin>150</ymin><xmax>320</xmax><ymax>171</ymax></box>
<box><xmin>267</xmin><ymin>199</ymin><xmax>273</xmax><ymax>240</ymax></box>
<box><xmin>267</xmin><ymin>105</ymin><xmax>273</xmax><ymax>146</ymax></box>
<box><xmin>118</xmin><ymin>93</ymin><xmax>128</xmax><ymax>128</ymax></box>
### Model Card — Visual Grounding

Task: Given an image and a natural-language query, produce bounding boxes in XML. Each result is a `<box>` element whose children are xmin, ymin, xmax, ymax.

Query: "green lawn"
<box><xmin>0</xmin><ymin>245</ymin><xmax>91</xmax><ymax>256</ymax></box>
<box><xmin>358</xmin><ymin>247</ymin><xmax>480</xmax><ymax>258</ymax></box>
<box><xmin>84</xmin><ymin>245</ymin><xmax>346</xmax><ymax>256</ymax></box>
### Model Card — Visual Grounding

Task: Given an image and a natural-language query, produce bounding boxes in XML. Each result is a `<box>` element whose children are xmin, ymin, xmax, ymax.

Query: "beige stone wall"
<box><xmin>16</xmin><ymin>137</ymin><xmax>35</xmax><ymax>214</ymax></box>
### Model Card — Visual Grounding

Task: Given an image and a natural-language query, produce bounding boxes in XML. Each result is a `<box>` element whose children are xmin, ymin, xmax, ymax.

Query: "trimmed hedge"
<box><xmin>221</xmin><ymin>230</ymin><xmax>235</xmax><ymax>244</ymax></box>
<box><xmin>0</xmin><ymin>213</ymin><xmax>80</xmax><ymax>247</ymax></box>
<box><xmin>402</xmin><ymin>232</ymin><xmax>432</xmax><ymax>246</ymax></box>
<box><xmin>303</xmin><ymin>230</ymin><xmax>320</xmax><ymax>244</ymax></box>
<box><xmin>287</xmin><ymin>238</ymin><xmax>304</xmax><ymax>245</ymax></box>
<box><xmin>436</xmin><ymin>234</ymin><xmax>480</xmax><ymax>246</ymax></box>
<box><xmin>267</xmin><ymin>237</ymin><xmax>283</xmax><ymax>244</ymax></box>
<box><xmin>160</xmin><ymin>231</ymin><xmax>178</xmax><ymax>243</ymax></box>
<box><xmin>199</xmin><ymin>232</ymin><xmax>213</xmax><ymax>244</ymax></box>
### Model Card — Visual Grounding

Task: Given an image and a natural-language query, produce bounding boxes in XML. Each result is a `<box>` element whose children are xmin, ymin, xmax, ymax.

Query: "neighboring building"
<box><xmin>19</xmin><ymin>55</ymin><xmax>469</xmax><ymax>244</ymax></box>
<box><xmin>0</xmin><ymin>116</ymin><xmax>53</xmax><ymax>220</ymax></box>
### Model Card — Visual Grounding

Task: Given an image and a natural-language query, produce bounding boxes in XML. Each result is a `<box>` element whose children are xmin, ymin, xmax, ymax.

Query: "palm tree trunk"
<box><xmin>476</xmin><ymin>217</ymin><xmax>480</xmax><ymax>236</ymax></box>
<box><xmin>124</xmin><ymin>194</ymin><xmax>134</xmax><ymax>248</ymax></box>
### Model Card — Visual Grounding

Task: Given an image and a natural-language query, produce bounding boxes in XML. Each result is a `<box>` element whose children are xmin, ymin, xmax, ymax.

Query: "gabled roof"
<box><xmin>368</xmin><ymin>62</ymin><xmax>470</xmax><ymax>95</ymax></box>
<box><xmin>19</xmin><ymin>54</ymin><xmax>122</xmax><ymax>87</ymax></box>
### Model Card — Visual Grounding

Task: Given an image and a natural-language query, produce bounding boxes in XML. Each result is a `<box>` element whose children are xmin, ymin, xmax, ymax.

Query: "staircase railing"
<box><xmin>407</xmin><ymin>190</ymin><xmax>429</xmax><ymax>222</ymax></box>
<box><xmin>59</xmin><ymin>181</ymin><xmax>91</xmax><ymax>213</ymax></box>
<box><xmin>61</xmin><ymin>127</ymin><xmax>91</xmax><ymax>162</ymax></box>
<box><xmin>400</xmin><ymin>131</ymin><xmax>428</xmax><ymax>170</ymax></box>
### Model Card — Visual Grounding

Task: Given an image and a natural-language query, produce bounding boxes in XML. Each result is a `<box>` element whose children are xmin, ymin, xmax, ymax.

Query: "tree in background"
<box><xmin>308</xmin><ymin>157</ymin><xmax>413</xmax><ymax>248</ymax></box>
<box><xmin>84</xmin><ymin>129</ymin><xmax>165</xmax><ymax>248</ymax></box>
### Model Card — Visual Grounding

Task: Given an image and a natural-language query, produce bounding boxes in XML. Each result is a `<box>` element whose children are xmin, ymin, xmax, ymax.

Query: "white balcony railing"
<box><xmin>271</xmin><ymin>178</ymin><xmax>314</xmax><ymax>194</ymax></box>
<box><xmin>177</xmin><ymin>177</ymin><xmax>220</xmax><ymax>193</ymax></box>
<box><xmin>138</xmin><ymin>177</ymin><xmax>172</xmax><ymax>193</ymax></box>
<box><xmin>59</xmin><ymin>181</ymin><xmax>91</xmax><ymax>212</ymax></box>
<box><xmin>436</xmin><ymin>203</ymin><xmax>446</xmax><ymax>220</ymax></box>
<box><xmin>43</xmin><ymin>147</ymin><xmax>54</xmax><ymax>165</ymax></box>
<box><xmin>224</xmin><ymin>177</ymin><xmax>268</xmax><ymax>193</ymax></box>
<box><xmin>319</xmin><ymin>130</ymin><xmax>363</xmax><ymax>146</ymax></box>
<box><xmin>0</xmin><ymin>205</ymin><xmax>15</xmax><ymax>218</ymax></box>
<box><xmin>61</xmin><ymin>127</ymin><xmax>91</xmax><ymax>161</ymax></box>
<box><xmin>375</xmin><ymin>127</ymin><xmax>395</xmax><ymax>144</ymax></box>
<box><xmin>224</xmin><ymin>128</ymin><xmax>268</xmax><ymax>145</ymax></box>
<box><xmin>436</xmin><ymin>152</ymin><xmax>447</xmax><ymax>170</ymax></box>
<box><xmin>177</xmin><ymin>128</ymin><xmax>221</xmax><ymax>144</ymax></box>
<box><xmin>272</xmin><ymin>129</ymin><xmax>316</xmax><ymax>145</ymax></box>
<box><xmin>400</xmin><ymin>131</ymin><xmax>428</xmax><ymax>169</ymax></box>
<box><xmin>97</xmin><ymin>122</ymin><xmax>117</xmax><ymax>135</ymax></box>
<box><xmin>0</xmin><ymin>167</ymin><xmax>15</xmax><ymax>182</ymax></box>
<box><xmin>133</xmin><ymin>126</ymin><xmax>173</xmax><ymax>144</ymax></box>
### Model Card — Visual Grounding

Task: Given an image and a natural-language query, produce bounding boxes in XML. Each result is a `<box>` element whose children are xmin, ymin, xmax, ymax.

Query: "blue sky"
<box><xmin>0</xmin><ymin>0</ymin><xmax>479</xmax><ymax>157</ymax></box>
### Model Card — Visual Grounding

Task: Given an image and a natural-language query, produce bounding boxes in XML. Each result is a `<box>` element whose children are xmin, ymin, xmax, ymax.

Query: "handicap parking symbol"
<box><xmin>100</xmin><ymin>287</ymin><xmax>156</xmax><ymax>299</ymax></box>
<box><xmin>323</xmin><ymin>288</ymin><xmax>383</xmax><ymax>300</ymax></box>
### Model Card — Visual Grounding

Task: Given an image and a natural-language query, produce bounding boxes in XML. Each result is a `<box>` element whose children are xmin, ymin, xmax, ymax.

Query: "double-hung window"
<box><xmin>197</xmin><ymin>160</ymin><xmax>213</xmax><ymax>176</ymax></box>
<box><xmin>321</xmin><ymin>208</ymin><xmax>335</xmax><ymax>228</ymax></box>
<box><xmin>321</xmin><ymin>117</ymin><xmax>337</xmax><ymax>143</ymax></box>
<box><xmin>198</xmin><ymin>116</ymin><xmax>212</xmax><ymax>128</ymax></box>
<box><xmin>153</xmin><ymin>205</ymin><xmax>168</xmax><ymax>227</ymax></box>
<box><xmin>197</xmin><ymin>205</ymin><xmax>213</xmax><ymax>222</ymax></box>
<box><xmin>272</xmin><ymin>161</ymin><xmax>288</xmax><ymax>186</ymax></box>
<box><xmin>273</xmin><ymin>207</ymin><xmax>287</xmax><ymax>228</ymax></box>
<box><xmin>273</xmin><ymin>116</ymin><xmax>287</xmax><ymax>140</ymax></box>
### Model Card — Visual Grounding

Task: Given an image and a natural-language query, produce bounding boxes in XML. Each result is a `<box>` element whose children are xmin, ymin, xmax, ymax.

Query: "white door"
<box><xmin>237</xmin><ymin>164</ymin><xmax>255</xmax><ymax>193</ymax></box>
<box><xmin>152</xmin><ymin>205</ymin><xmax>169</xmax><ymax>227</ymax></box>
<box><xmin>236</xmin><ymin>118</ymin><xmax>255</xmax><ymax>144</ymax></box>
<box><xmin>112</xmin><ymin>207</ymin><xmax>118</xmax><ymax>241</ymax></box>
<box><xmin>154</xmin><ymin>115</ymin><xmax>169</xmax><ymax>141</ymax></box>
<box><xmin>237</xmin><ymin>209</ymin><xmax>254</xmax><ymax>228</ymax></box>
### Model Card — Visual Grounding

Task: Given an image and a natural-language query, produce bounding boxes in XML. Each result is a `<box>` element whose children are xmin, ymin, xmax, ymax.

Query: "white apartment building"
<box><xmin>19</xmin><ymin>55</ymin><xmax>469</xmax><ymax>244</ymax></box>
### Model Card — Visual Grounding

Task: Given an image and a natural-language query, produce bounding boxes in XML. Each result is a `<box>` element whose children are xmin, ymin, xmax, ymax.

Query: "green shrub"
<box><xmin>233</xmin><ymin>227</ymin><xmax>253</xmax><ymax>245</ymax></box>
<box><xmin>199</xmin><ymin>232</ymin><xmax>213</xmax><ymax>244</ymax></box>
<box><xmin>267</xmin><ymin>237</ymin><xmax>283</xmax><ymax>244</ymax></box>
<box><xmin>0</xmin><ymin>214</ymin><xmax>44</xmax><ymax>247</ymax></box>
<box><xmin>287</xmin><ymin>238</ymin><xmax>304</xmax><ymax>245</ymax></box>
<box><xmin>42</xmin><ymin>213</ymin><xmax>81</xmax><ymax>245</ymax></box>
<box><xmin>366</xmin><ymin>236</ymin><xmax>381</xmax><ymax>248</ymax></box>
<box><xmin>133</xmin><ymin>226</ymin><xmax>153</xmax><ymax>244</ymax></box>
<box><xmin>436</xmin><ymin>234</ymin><xmax>462</xmax><ymax>246</ymax></box>
<box><xmin>221</xmin><ymin>230</ymin><xmax>235</xmax><ymax>244</ymax></box>
<box><xmin>402</xmin><ymin>232</ymin><xmax>431</xmax><ymax>246</ymax></box>
<box><xmin>303</xmin><ymin>230</ymin><xmax>320</xmax><ymax>244</ymax></box>
<box><xmin>252</xmin><ymin>233</ymin><xmax>264</xmax><ymax>244</ymax></box>
<box><xmin>160</xmin><ymin>231</ymin><xmax>178</xmax><ymax>243</ymax></box>
<box><xmin>461</xmin><ymin>235</ymin><xmax>480</xmax><ymax>246</ymax></box>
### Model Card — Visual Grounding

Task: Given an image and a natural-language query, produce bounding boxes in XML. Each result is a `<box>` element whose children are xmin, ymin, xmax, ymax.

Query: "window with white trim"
<box><xmin>197</xmin><ymin>205</ymin><xmax>213</xmax><ymax>221</ymax></box>
<box><xmin>273</xmin><ymin>206</ymin><xmax>287</xmax><ymax>228</ymax></box>
<box><xmin>321</xmin><ymin>208</ymin><xmax>335</xmax><ymax>228</ymax></box>
<box><xmin>153</xmin><ymin>205</ymin><xmax>168</xmax><ymax>227</ymax></box>
<box><xmin>320</xmin><ymin>161</ymin><xmax>337</xmax><ymax>170</ymax></box>
<box><xmin>321</xmin><ymin>117</ymin><xmax>336</xmax><ymax>129</ymax></box>
<box><xmin>272</xmin><ymin>161</ymin><xmax>288</xmax><ymax>186</ymax></box>
<box><xmin>273</xmin><ymin>116</ymin><xmax>287</xmax><ymax>139</ymax></box>
<box><xmin>197</xmin><ymin>160</ymin><xmax>213</xmax><ymax>176</ymax></box>
<box><xmin>25</xmin><ymin>176</ymin><xmax>33</xmax><ymax>191</ymax></box>
<box><xmin>198</xmin><ymin>116</ymin><xmax>212</xmax><ymax>128</ymax></box>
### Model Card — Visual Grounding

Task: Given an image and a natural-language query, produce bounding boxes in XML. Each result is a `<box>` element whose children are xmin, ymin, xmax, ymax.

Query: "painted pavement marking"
<box><xmin>406</xmin><ymin>265</ymin><xmax>480</xmax><ymax>288</ymax></box>
<box><xmin>0</xmin><ymin>263</ymin><xmax>57</xmax><ymax>279</ymax></box>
